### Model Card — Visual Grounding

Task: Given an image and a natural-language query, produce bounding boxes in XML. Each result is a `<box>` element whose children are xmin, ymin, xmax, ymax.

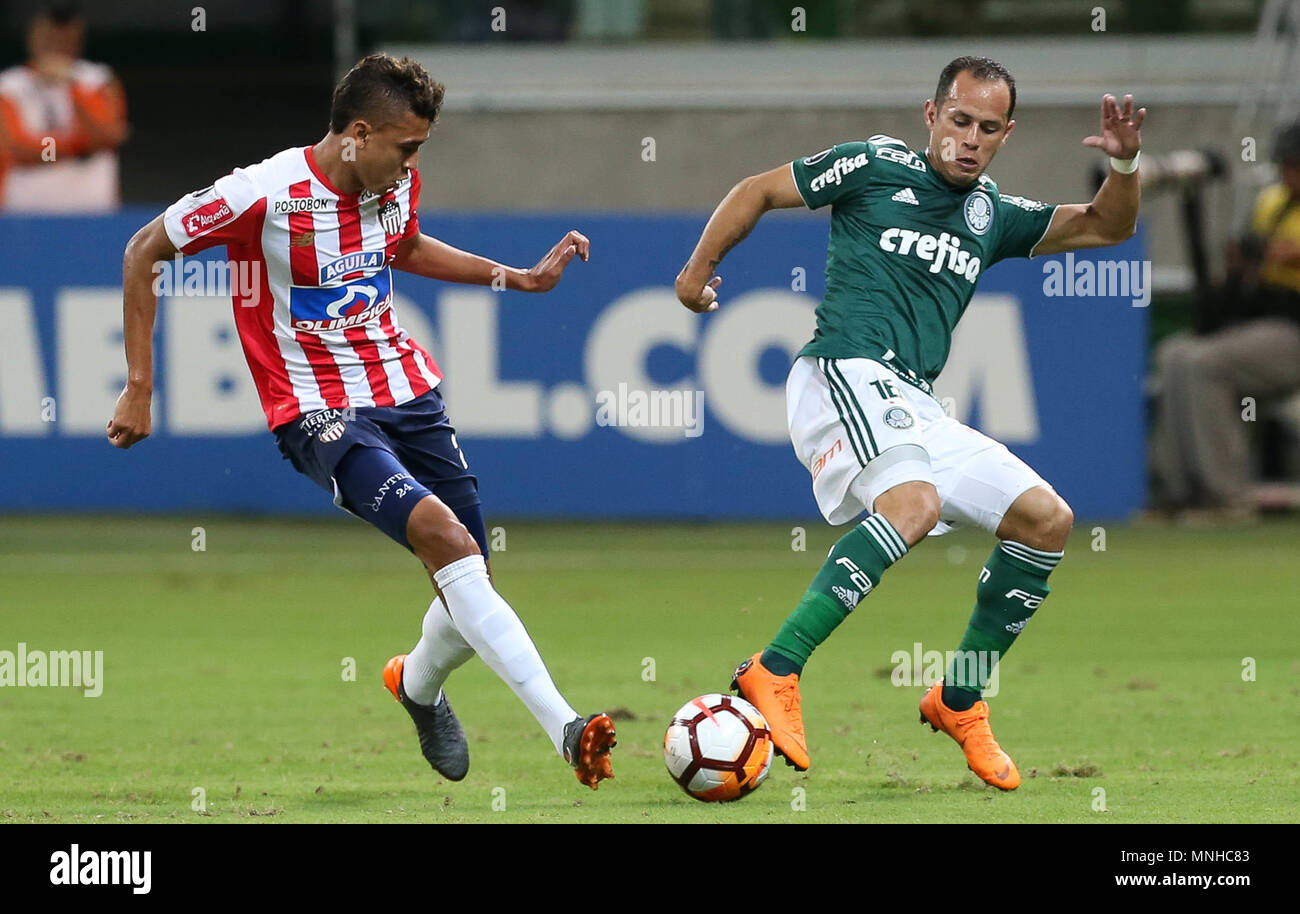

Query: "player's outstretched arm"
<box><xmin>107</xmin><ymin>213</ymin><xmax>177</xmax><ymax>450</ymax></box>
<box><xmin>675</xmin><ymin>164</ymin><xmax>805</xmax><ymax>312</ymax></box>
<box><xmin>1033</xmin><ymin>93</ymin><xmax>1146</xmax><ymax>256</ymax></box>
<box><xmin>392</xmin><ymin>230</ymin><xmax>589</xmax><ymax>292</ymax></box>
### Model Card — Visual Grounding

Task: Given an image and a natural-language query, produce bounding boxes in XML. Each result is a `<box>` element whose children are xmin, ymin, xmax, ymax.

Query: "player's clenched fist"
<box><xmin>106</xmin><ymin>386</ymin><xmax>152</xmax><ymax>449</ymax></box>
<box><xmin>675</xmin><ymin>272</ymin><xmax>722</xmax><ymax>313</ymax></box>
<box><xmin>525</xmin><ymin>229</ymin><xmax>590</xmax><ymax>292</ymax></box>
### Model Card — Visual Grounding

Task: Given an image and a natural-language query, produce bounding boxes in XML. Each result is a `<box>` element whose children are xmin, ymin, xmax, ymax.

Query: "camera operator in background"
<box><xmin>1148</xmin><ymin>122</ymin><xmax>1300</xmax><ymax>522</ymax></box>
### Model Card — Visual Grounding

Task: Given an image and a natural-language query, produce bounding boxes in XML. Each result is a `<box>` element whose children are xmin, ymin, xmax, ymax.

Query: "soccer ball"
<box><xmin>664</xmin><ymin>693</ymin><xmax>774</xmax><ymax>802</ymax></box>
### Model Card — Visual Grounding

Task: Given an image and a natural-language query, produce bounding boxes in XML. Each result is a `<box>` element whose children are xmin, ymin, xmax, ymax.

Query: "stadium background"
<box><xmin>2</xmin><ymin>0</ymin><xmax>1266</xmax><ymax>519</ymax></box>
<box><xmin>2</xmin><ymin>0</ymin><xmax>1297</xmax><ymax>830</ymax></box>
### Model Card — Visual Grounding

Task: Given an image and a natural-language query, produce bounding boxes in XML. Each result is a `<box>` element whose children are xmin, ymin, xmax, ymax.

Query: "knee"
<box><xmin>1000</xmin><ymin>488</ymin><xmax>1073</xmax><ymax>551</ymax></box>
<box><xmin>1031</xmin><ymin>496</ymin><xmax>1074</xmax><ymax>551</ymax></box>
<box><xmin>1047</xmin><ymin>497</ymin><xmax>1074</xmax><ymax>545</ymax></box>
<box><xmin>406</xmin><ymin>502</ymin><xmax>480</xmax><ymax>569</ymax></box>
<box><xmin>874</xmin><ymin>482</ymin><xmax>941</xmax><ymax>545</ymax></box>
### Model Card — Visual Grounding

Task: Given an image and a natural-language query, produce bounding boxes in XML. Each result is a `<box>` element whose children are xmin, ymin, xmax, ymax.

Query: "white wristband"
<box><xmin>1108</xmin><ymin>150</ymin><xmax>1141</xmax><ymax>174</ymax></box>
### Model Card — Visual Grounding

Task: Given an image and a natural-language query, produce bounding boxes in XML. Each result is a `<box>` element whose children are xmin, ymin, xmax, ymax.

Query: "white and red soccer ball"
<box><xmin>664</xmin><ymin>693</ymin><xmax>774</xmax><ymax>802</ymax></box>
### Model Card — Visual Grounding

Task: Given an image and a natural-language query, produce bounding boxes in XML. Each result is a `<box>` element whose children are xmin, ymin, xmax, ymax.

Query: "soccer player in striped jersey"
<box><xmin>676</xmin><ymin>57</ymin><xmax>1145</xmax><ymax>789</ymax></box>
<box><xmin>106</xmin><ymin>54</ymin><xmax>615</xmax><ymax>790</ymax></box>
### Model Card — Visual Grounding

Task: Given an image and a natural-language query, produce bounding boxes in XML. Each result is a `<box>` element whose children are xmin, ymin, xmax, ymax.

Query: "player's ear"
<box><xmin>1001</xmin><ymin>119</ymin><xmax>1016</xmax><ymax>145</ymax></box>
<box><xmin>922</xmin><ymin>99</ymin><xmax>936</xmax><ymax>129</ymax></box>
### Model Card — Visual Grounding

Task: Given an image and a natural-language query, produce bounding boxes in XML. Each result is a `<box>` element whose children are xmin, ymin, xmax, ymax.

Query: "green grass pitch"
<box><xmin>1</xmin><ymin>515</ymin><xmax>1297</xmax><ymax>823</ymax></box>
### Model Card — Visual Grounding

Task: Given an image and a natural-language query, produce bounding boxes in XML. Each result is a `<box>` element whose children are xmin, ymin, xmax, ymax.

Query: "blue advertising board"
<box><xmin>0</xmin><ymin>207</ymin><xmax>1146</xmax><ymax>521</ymax></box>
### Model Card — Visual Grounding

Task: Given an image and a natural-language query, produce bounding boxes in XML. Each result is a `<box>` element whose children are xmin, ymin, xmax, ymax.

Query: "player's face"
<box><xmin>923</xmin><ymin>72</ymin><xmax>1015</xmax><ymax>187</ymax></box>
<box><xmin>356</xmin><ymin>110</ymin><xmax>430</xmax><ymax>195</ymax></box>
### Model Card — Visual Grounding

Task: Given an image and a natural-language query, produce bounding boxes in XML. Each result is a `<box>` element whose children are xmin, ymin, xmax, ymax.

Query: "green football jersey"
<box><xmin>791</xmin><ymin>135</ymin><xmax>1058</xmax><ymax>394</ymax></box>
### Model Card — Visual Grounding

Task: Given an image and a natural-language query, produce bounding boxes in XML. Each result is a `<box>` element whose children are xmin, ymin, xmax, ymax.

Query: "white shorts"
<box><xmin>787</xmin><ymin>356</ymin><xmax>1052</xmax><ymax>534</ymax></box>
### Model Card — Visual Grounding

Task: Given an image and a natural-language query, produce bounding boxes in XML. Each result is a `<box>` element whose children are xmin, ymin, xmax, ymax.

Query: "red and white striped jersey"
<box><xmin>162</xmin><ymin>145</ymin><xmax>442</xmax><ymax>430</ymax></box>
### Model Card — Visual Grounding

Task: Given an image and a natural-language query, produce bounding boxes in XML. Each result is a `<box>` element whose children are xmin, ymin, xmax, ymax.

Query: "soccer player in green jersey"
<box><xmin>675</xmin><ymin>57</ymin><xmax>1145</xmax><ymax>789</ymax></box>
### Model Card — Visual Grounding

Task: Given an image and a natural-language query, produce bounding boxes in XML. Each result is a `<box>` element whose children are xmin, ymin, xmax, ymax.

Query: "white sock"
<box><xmin>403</xmin><ymin>596</ymin><xmax>475</xmax><ymax>707</ymax></box>
<box><xmin>434</xmin><ymin>555</ymin><xmax>578</xmax><ymax>756</ymax></box>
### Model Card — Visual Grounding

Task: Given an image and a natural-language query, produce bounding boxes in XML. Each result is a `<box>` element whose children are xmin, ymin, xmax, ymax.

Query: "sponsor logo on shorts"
<box><xmin>369</xmin><ymin>472</ymin><xmax>416</xmax><ymax>512</ymax></box>
<box><xmin>299</xmin><ymin>407</ymin><xmax>348</xmax><ymax>436</ymax></box>
<box><xmin>883</xmin><ymin>406</ymin><xmax>914</xmax><ymax>429</ymax></box>
<box><xmin>964</xmin><ymin>190</ymin><xmax>993</xmax><ymax>235</ymax></box>
<box><xmin>182</xmin><ymin>198</ymin><xmax>234</xmax><ymax>237</ymax></box>
<box><xmin>811</xmin><ymin>438</ymin><xmax>843</xmax><ymax>480</ymax></box>
<box><xmin>318</xmin><ymin>421</ymin><xmax>345</xmax><ymax>443</ymax></box>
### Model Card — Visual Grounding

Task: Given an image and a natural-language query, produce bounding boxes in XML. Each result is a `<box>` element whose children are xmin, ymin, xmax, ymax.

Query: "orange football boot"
<box><xmin>919</xmin><ymin>681</ymin><xmax>1020</xmax><ymax>790</ymax></box>
<box><xmin>562</xmin><ymin>713</ymin><xmax>617</xmax><ymax>790</ymax></box>
<box><xmin>731</xmin><ymin>652</ymin><xmax>810</xmax><ymax>770</ymax></box>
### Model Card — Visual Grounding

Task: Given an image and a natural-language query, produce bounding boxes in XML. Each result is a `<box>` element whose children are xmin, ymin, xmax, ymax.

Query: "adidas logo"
<box><xmin>891</xmin><ymin>187</ymin><xmax>919</xmax><ymax>205</ymax></box>
<box><xmin>832</xmin><ymin>585</ymin><xmax>861</xmax><ymax>610</ymax></box>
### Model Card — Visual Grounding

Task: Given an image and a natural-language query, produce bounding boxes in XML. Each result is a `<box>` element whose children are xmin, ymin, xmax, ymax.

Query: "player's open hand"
<box><xmin>675</xmin><ymin>274</ymin><xmax>722</xmax><ymax>313</ymax></box>
<box><xmin>106</xmin><ymin>386</ymin><xmax>152</xmax><ymax>449</ymax></box>
<box><xmin>1083</xmin><ymin>93</ymin><xmax>1145</xmax><ymax>159</ymax></box>
<box><xmin>526</xmin><ymin>230</ymin><xmax>589</xmax><ymax>292</ymax></box>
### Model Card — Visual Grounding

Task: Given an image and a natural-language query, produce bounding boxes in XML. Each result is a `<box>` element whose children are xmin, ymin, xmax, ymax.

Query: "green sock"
<box><xmin>764</xmin><ymin>513</ymin><xmax>909</xmax><ymax>675</ymax></box>
<box><xmin>943</xmin><ymin>540</ymin><xmax>1063</xmax><ymax>711</ymax></box>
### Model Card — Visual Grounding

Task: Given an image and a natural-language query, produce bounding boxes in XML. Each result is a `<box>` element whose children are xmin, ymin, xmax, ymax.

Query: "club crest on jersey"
<box><xmin>883</xmin><ymin>406</ymin><xmax>914</xmax><ymax>429</ymax></box>
<box><xmin>964</xmin><ymin>191</ymin><xmax>993</xmax><ymax>235</ymax></box>
<box><xmin>379</xmin><ymin>199</ymin><xmax>402</xmax><ymax>236</ymax></box>
<box><xmin>319</xmin><ymin>251</ymin><xmax>385</xmax><ymax>284</ymax></box>
<box><xmin>289</xmin><ymin>266</ymin><xmax>393</xmax><ymax>333</ymax></box>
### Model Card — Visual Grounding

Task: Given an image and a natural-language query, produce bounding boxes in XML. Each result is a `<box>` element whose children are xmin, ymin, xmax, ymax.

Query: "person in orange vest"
<box><xmin>0</xmin><ymin>3</ymin><xmax>127</xmax><ymax>212</ymax></box>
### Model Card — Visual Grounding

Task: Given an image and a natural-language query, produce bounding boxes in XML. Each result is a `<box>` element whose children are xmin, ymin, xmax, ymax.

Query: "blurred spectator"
<box><xmin>1147</xmin><ymin>122</ymin><xmax>1300</xmax><ymax>521</ymax></box>
<box><xmin>0</xmin><ymin>3</ymin><xmax>127</xmax><ymax>212</ymax></box>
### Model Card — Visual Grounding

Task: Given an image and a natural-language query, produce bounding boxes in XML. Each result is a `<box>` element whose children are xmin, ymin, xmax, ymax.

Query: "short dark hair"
<box><xmin>329</xmin><ymin>53</ymin><xmax>445</xmax><ymax>134</ymax></box>
<box><xmin>935</xmin><ymin>56</ymin><xmax>1016</xmax><ymax>121</ymax></box>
